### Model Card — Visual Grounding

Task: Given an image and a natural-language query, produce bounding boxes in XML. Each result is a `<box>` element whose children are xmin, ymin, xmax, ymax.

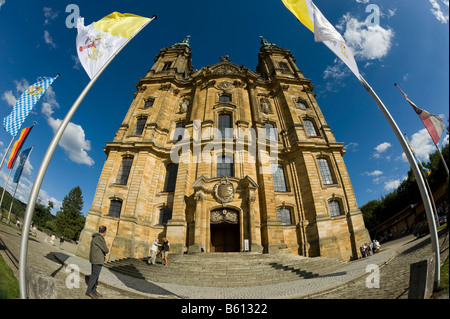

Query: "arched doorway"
<box><xmin>210</xmin><ymin>208</ymin><xmax>240</xmax><ymax>252</ymax></box>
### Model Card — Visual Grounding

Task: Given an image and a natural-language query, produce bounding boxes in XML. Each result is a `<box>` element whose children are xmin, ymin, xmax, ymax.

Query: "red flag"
<box><xmin>395</xmin><ymin>84</ymin><xmax>445</xmax><ymax>145</ymax></box>
<box><xmin>7</xmin><ymin>125</ymin><xmax>33</xmax><ymax>169</ymax></box>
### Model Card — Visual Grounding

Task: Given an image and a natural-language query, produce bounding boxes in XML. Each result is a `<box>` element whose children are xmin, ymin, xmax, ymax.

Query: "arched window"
<box><xmin>277</xmin><ymin>207</ymin><xmax>293</xmax><ymax>225</ymax></box>
<box><xmin>271</xmin><ymin>163</ymin><xmax>288</xmax><ymax>192</ymax></box>
<box><xmin>163</xmin><ymin>163</ymin><xmax>179</xmax><ymax>192</ymax></box>
<box><xmin>317</xmin><ymin>158</ymin><xmax>335</xmax><ymax>185</ymax></box>
<box><xmin>107</xmin><ymin>199</ymin><xmax>122</xmax><ymax>218</ymax></box>
<box><xmin>116</xmin><ymin>157</ymin><xmax>133</xmax><ymax>185</ymax></box>
<box><xmin>296</xmin><ymin>99</ymin><xmax>307</xmax><ymax>110</ymax></box>
<box><xmin>329</xmin><ymin>200</ymin><xmax>343</xmax><ymax>217</ymax></box>
<box><xmin>304</xmin><ymin>119</ymin><xmax>319</xmax><ymax>137</ymax></box>
<box><xmin>217</xmin><ymin>155</ymin><xmax>234</xmax><ymax>177</ymax></box>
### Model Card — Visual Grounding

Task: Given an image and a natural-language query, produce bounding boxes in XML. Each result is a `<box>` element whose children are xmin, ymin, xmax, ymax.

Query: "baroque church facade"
<box><xmin>76</xmin><ymin>36</ymin><xmax>371</xmax><ymax>262</ymax></box>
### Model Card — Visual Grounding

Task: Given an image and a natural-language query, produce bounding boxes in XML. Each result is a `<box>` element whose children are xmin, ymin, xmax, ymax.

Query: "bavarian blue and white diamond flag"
<box><xmin>3</xmin><ymin>75</ymin><xmax>58</xmax><ymax>137</ymax></box>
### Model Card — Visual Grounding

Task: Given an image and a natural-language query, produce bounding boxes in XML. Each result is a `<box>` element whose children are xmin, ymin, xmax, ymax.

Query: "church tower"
<box><xmin>76</xmin><ymin>37</ymin><xmax>370</xmax><ymax>262</ymax></box>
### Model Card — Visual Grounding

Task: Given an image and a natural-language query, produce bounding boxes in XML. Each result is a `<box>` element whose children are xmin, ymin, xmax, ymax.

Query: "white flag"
<box><xmin>282</xmin><ymin>0</ymin><xmax>360</xmax><ymax>79</ymax></box>
<box><xmin>76</xmin><ymin>12</ymin><xmax>151</xmax><ymax>79</ymax></box>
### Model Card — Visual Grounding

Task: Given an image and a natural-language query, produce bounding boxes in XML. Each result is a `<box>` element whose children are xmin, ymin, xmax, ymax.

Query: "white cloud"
<box><xmin>429</xmin><ymin>0</ymin><xmax>449</xmax><ymax>23</ymax></box>
<box><xmin>402</xmin><ymin>128</ymin><xmax>436</xmax><ymax>162</ymax></box>
<box><xmin>365</xmin><ymin>170</ymin><xmax>384</xmax><ymax>176</ymax></box>
<box><xmin>339</xmin><ymin>13</ymin><xmax>394</xmax><ymax>60</ymax></box>
<box><xmin>44</xmin><ymin>30</ymin><xmax>56</xmax><ymax>48</ymax></box>
<box><xmin>1</xmin><ymin>79</ymin><xmax>30</xmax><ymax>107</ymax></box>
<box><xmin>71</xmin><ymin>55</ymin><xmax>82</xmax><ymax>70</ymax></box>
<box><xmin>384</xmin><ymin>179</ymin><xmax>401</xmax><ymax>191</ymax></box>
<box><xmin>47</xmin><ymin>117</ymin><xmax>95</xmax><ymax>166</ymax></box>
<box><xmin>43</xmin><ymin>7</ymin><xmax>58</xmax><ymax>25</ymax></box>
<box><xmin>356</xmin><ymin>0</ymin><xmax>369</xmax><ymax>3</ymax></box>
<box><xmin>1</xmin><ymin>90</ymin><xmax>16</xmax><ymax>107</ymax></box>
<box><xmin>323</xmin><ymin>58</ymin><xmax>349</xmax><ymax>80</ymax></box>
<box><xmin>403</xmin><ymin>73</ymin><xmax>409</xmax><ymax>81</ymax></box>
<box><xmin>388</xmin><ymin>9</ymin><xmax>397</xmax><ymax>18</ymax></box>
<box><xmin>345</xmin><ymin>142</ymin><xmax>359</xmax><ymax>152</ymax></box>
<box><xmin>0</xmin><ymin>0</ymin><xmax>5</xmax><ymax>10</ymax></box>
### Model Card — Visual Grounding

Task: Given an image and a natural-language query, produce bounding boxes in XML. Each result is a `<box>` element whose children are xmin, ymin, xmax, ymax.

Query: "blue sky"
<box><xmin>0</xmin><ymin>0</ymin><xmax>448</xmax><ymax>215</ymax></box>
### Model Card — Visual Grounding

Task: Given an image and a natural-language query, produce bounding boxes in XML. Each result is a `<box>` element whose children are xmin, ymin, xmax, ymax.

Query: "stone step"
<box><xmin>104</xmin><ymin>252</ymin><xmax>347</xmax><ymax>287</ymax></box>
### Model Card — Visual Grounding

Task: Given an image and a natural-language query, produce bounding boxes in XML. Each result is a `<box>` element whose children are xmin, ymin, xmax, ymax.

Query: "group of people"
<box><xmin>147</xmin><ymin>237</ymin><xmax>170</xmax><ymax>267</ymax></box>
<box><xmin>360</xmin><ymin>240</ymin><xmax>381</xmax><ymax>258</ymax></box>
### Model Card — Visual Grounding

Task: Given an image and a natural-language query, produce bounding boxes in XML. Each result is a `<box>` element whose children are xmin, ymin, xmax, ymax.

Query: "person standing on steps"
<box><xmin>161</xmin><ymin>237</ymin><xmax>170</xmax><ymax>267</ymax></box>
<box><xmin>86</xmin><ymin>225</ymin><xmax>109</xmax><ymax>299</ymax></box>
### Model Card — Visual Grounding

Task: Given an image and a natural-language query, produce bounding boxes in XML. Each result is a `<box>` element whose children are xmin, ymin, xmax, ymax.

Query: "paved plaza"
<box><xmin>0</xmin><ymin>222</ymin><xmax>448</xmax><ymax>299</ymax></box>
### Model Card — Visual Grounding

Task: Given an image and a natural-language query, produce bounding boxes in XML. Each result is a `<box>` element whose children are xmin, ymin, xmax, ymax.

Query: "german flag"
<box><xmin>7</xmin><ymin>125</ymin><xmax>34</xmax><ymax>169</ymax></box>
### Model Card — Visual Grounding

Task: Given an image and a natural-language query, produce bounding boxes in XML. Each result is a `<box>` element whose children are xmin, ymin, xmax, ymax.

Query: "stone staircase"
<box><xmin>104</xmin><ymin>253</ymin><xmax>348</xmax><ymax>288</ymax></box>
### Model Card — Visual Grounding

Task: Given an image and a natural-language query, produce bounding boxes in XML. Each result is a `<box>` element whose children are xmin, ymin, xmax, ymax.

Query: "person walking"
<box><xmin>59</xmin><ymin>236</ymin><xmax>65</xmax><ymax>249</ymax></box>
<box><xmin>86</xmin><ymin>226</ymin><xmax>109</xmax><ymax>299</ymax></box>
<box><xmin>161</xmin><ymin>237</ymin><xmax>170</xmax><ymax>267</ymax></box>
<box><xmin>148</xmin><ymin>238</ymin><xmax>160</xmax><ymax>265</ymax></box>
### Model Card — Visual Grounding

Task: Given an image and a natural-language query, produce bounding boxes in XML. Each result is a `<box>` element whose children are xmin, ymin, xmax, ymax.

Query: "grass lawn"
<box><xmin>0</xmin><ymin>253</ymin><xmax>20</xmax><ymax>299</ymax></box>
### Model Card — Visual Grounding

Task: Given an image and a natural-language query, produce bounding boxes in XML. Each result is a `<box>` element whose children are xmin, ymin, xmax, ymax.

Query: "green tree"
<box><xmin>54</xmin><ymin>186</ymin><xmax>86</xmax><ymax>240</ymax></box>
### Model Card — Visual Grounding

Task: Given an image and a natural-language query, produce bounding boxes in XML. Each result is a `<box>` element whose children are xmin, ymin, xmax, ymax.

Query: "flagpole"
<box><xmin>8</xmin><ymin>146</ymin><xmax>34</xmax><ymax>223</ymax></box>
<box><xmin>1</xmin><ymin>168</ymin><xmax>13</xmax><ymax>221</ymax></box>
<box><xmin>395</xmin><ymin>83</ymin><xmax>448</xmax><ymax>177</ymax></box>
<box><xmin>360</xmin><ymin>75</ymin><xmax>440</xmax><ymax>290</ymax></box>
<box><xmin>0</xmin><ymin>136</ymin><xmax>15</xmax><ymax>173</ymax></box>
<box><xmin>435</xmin><ymin>144</ymin><xmax>449</xmax><ymax>177</ymax></box>
<box><xmin>18</xmin><ymin>15</ymin><xmax>156</xmax><ymax>299</ymax></box>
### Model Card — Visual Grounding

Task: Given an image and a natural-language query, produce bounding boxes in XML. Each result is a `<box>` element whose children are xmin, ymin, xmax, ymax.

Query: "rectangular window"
<box><xmin>218</xmin><ymin>114</ymin><xmax>232</xmax><ymax>139</ymax></box>
<box><xmin>317</xmin><ymin>158</ymin><xmax>335</xmax><ymax>185</ymax></box>
<box><xmin>158</xmin><ymin>208</ymin><xmax>173</xmax><ymax>225</ymax></box>
<box><xmin>108</xmin><ymin>200</ymin><xmax>122</xmax><ymax>218</ymax></box>
<box><xmin>163</xmin><ymin>163</ymin><xmax>179</xmax><ymax>192</ymax></box>
<box><xmin>217</xmin><ymin>155</ymin><xmax>234</xmax><ymax>177</ymax></box>
<box><xmin>277</xmin><ymin>208</ymin><xmax>292</xmax><ymax>225</ymax></box>
<box><xmin>134</xmin><ymin>118</ymin><xmax>147</xmax><ymax>135</ymax></box>
<box><xmin>219</xmin><ymin>94</ymin><xmax>232</xmax><ymax>103</ymax></box>
<box><xmin>116</xmin><ymin>157</ymin><xmax>133</xmax><ymax>185</ymax></box>
<box><xmin>271</xmin><ymin>164</ymin><xmax>288</xmax><ymax>192</ymax></box>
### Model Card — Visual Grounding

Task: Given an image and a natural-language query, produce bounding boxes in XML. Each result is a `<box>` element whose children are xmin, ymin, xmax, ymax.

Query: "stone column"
<box><xmin>188</xmin><ymin>190</ymin><xmax>206</xmax><ymax>253</ymax></box>
<box><xmin>248</xmin><ymin>188</ymin><xmax>263</xmax><ymax>253</ymax></box>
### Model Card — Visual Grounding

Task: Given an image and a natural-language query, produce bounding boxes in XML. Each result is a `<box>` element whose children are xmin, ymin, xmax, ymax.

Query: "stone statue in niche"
<box><xmin>260</xmin><ymin>99</ymin><xmax>271</xmax><ymax>114</ymax></box>
<box><xmin>179</xmin><ymin>99</ymin><xmax>190</xmax><ymax>113</ymax></box>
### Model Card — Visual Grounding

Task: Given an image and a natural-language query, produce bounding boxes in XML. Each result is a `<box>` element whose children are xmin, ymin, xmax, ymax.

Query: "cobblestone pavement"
<box><xmin>0</xmin><ymin>221</ymin><xmax>448</xmax><ymax>299</ymax></box>
<box><xmin>0</xmin><ymin>222</ymin><xmax>145</xmax><ymax>299</ymax></box>
<box><xmin>309</xmin><ymin>229</ymin><xmax>449</xmax><ymax>299</ymax></box>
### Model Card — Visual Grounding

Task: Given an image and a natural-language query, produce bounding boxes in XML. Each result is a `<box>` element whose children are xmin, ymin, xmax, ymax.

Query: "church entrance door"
<box><xmin>210</xmin><ymin>208</ymin><xmax>240</xmax><ymax>252</ymax></box>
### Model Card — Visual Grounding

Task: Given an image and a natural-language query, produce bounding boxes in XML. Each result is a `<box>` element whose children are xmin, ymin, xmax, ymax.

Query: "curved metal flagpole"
<box><xmin>360</xmin><ymin>75</ymin><xmax>440</xmax><ymax>290</ymax></box>
<box><xmin>18</xmin><ymin>15</ymin><xmax>156</xmax><ymax>299</ymax></box>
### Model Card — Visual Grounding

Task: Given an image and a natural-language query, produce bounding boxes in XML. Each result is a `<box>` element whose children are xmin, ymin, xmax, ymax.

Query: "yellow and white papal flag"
<box><xmin>76</xmin><ymin>12</ymin><xmax>152</xmax><ymax>79</ymax></box>
<box><xmin>281</xmin><ymin>0</ymin><xmax>360</xmax><ymax>79</ymax></box>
